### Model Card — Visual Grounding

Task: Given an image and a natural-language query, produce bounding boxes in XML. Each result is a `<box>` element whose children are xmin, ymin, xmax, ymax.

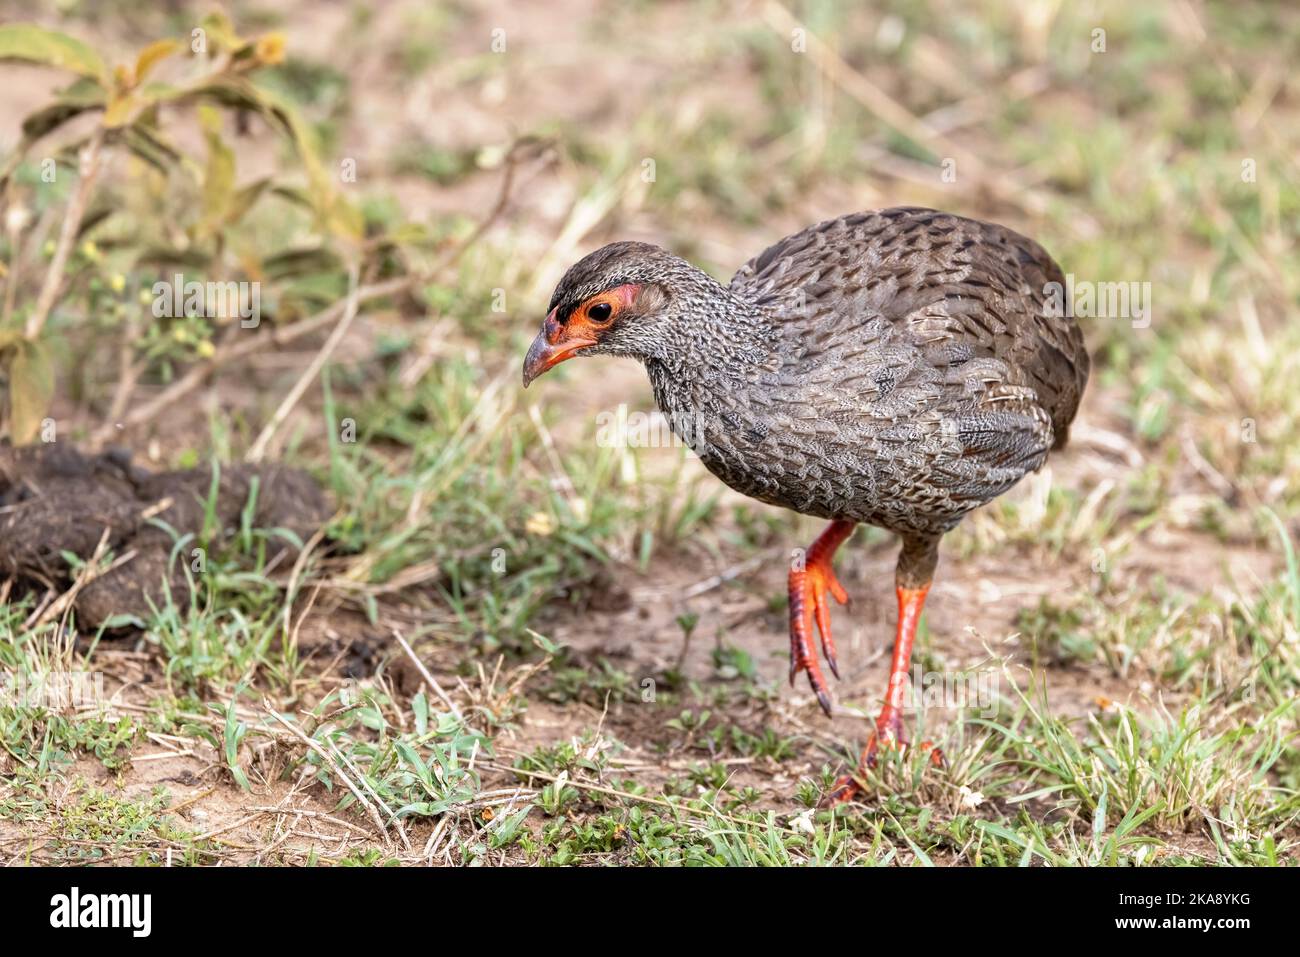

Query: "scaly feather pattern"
<box><xmin>546</xmin><ymin>207</ymin><xmax>1089</xmax><ymax>539</ymax></box>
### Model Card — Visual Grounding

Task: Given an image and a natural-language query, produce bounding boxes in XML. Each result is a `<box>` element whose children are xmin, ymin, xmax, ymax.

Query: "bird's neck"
<box><xmin>642</xmin><ymin>289</ymin><xmax>780</xmax><ymax>457</ymax></box>
<box><xmin>644</xmin><ymin>270</ymin><xmax>776</xmax><ymax>384</ymax></box>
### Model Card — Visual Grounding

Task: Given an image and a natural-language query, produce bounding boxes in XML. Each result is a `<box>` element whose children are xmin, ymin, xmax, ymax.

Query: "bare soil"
<box><xmin>0</xmin><ymin>442</ymin><xmax>330</xmax><ymax>627</ymax></box>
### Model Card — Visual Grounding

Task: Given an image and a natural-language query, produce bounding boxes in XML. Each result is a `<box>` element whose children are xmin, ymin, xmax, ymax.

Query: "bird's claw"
<box><xmin>788</xmin><ymin>557</ymin><xmax>850</xmax><ymax>717</ymax></box>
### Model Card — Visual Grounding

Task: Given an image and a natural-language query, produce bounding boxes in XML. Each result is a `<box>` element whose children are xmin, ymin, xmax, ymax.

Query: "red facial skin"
<box><xmin>522</xmin><ymin>283</ymin><xmax>641</xmax><ymax>387</ymax></box>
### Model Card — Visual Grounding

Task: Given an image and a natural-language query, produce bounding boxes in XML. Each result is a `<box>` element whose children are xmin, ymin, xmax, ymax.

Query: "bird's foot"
<box><xmin>788</xmin><ymin>540</ymin><xmax>851</xmax><ymax>717</ymax></box>
<box><xmin>820</xmin><ymin>710</ymin><xmax>945</xmax><ymax>808</ymax></box>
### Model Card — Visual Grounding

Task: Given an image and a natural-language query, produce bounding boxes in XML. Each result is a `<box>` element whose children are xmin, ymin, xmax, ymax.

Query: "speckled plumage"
<box><xmin>531</xmin><ymin>207</ymin><xmax>1092</xmax><ymax>768</ymax></box>
<box><xmin>545</xmin><ymin>207</ymin><xmax>1089</xmax><ymax>574</ymax></box>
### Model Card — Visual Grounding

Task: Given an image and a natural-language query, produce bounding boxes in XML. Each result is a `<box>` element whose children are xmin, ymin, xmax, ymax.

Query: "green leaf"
<box><xmin>223</xmin><ymin>691</ymin><xmax>251</xmax><ymax>792</ymax></box>
<box><xmin>224</xmin><ymin>177</ymin><xmax>271</xmax><ymax>227</ymax></box>
<box><xmin>133</xmin><ymin>38</ymin><xmax>179</xmax><ymax>83</ymax></box>
<box><xmin>198</xmin><ymin>12</ymin><xmax>244</xmax><ymax>54</ymax></box>
<box><xmin>100</xmin><ymin>613</ymin><xmax>145</xmax><ymax>630</ymax></box>
<box><xmin>0</xmin><ymin>24</ymin><xmax>108</xmax><ymax>82</ymax></box>
<box><xmin>412</xmin><ymin>692</ymin><xmax>429</xmax><ymax>736</ymax></box>
<box><xmin>249</xmin><ymin>82</ymin><xmax>360</xmax><ymax>238</ymax></box>
<box><xmin>19</xmin><ymin>77</ymin><xmax>106</xmax><ymax>140</ymax></box>
<box><xmin>197</xmin><ymin>104</ymin><xmax>235</xmax><ymax>234</ymax></box>
<box><xmin>119</xmin><ymin>123</ymin><xmax>183</xmax><ymax>174</ymax></box>
<box><xmin>6</xmin><ymin>338</ymin><xmax>54</xmax><ymax>445</ymax></box>
<box><xmin>263</xmin><ymin>247</ymin><xmax>343</xmax><ymax>281</ymax></box>
<box><xmin>102</xmin><ymin>92</ymin><xmax>141</xmax><ymax>128</ymax></box>
<box><xmin>141</xmin><ymin>72</ymin><xmax>362</xmax><ymax>239</ymax></box>
<box><xmin>392</xmin><ymin>800</ymin><xmax>456</xmax><ymax>819</ymax></box>
<box><xmin>394</xmin><ymin>741</ymin><xmax>435</xmax><ymax>792</ymax></box>
<box><xmin>488</xmin><ymin>807</ymin><xmax>532</xmax><ymax>848</ymax></box>
<box><xmin>269</xmin><ymin>184</ymin><xmax>315</xmax><ymax>209</ymax></box>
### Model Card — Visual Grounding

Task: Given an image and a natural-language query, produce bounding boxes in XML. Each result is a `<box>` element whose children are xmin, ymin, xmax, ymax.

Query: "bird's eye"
<box><xmin>587</xmin><ymin>302</ymin><xmax>613</xmax><ymax>323</ymax></box>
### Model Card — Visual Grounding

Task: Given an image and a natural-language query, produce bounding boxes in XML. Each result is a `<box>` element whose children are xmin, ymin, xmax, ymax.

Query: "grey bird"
<box><xmin>523</xmin><ymin>207</ymin><xmax>1089</xmax><ymax>804</ymax></box>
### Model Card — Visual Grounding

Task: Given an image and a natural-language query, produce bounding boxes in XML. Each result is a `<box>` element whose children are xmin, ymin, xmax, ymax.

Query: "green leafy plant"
<box><xmin>0</xmin><ymin>15</ymin><xmax>418</xmax><ymax>444</ymax></box>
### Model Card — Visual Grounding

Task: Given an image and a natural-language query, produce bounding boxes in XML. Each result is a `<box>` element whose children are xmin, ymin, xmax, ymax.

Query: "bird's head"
<box><xmin>522</xmin><ymin>241</ymin><xmax>708</xmax><ymax>387</ymax></box>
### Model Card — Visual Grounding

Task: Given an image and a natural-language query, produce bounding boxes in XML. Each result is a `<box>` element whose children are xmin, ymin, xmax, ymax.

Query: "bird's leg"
<box><xmin>788</xmin><ymin>519</ymin><xmax>855</xmax><ymax>716</ymax></box>
<box><xmin>823</xmin><ymin>533</ymin><xmax>943</xmax><ymax>807</ymax></box>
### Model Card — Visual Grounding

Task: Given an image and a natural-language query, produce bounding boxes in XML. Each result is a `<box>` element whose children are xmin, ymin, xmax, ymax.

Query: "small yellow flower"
<box><xmin>196</xmin><ymin>340</ymin><xmax>215</xmax><ymax>358</ymax></box>
<box><xmin>525</xmin><ymin>511</ymin><xmax>555</xmax><ymax>536</ymax></box>
<box><xmin>255</xmin><ymin>33</ymin><xmax>286</xmax><ymax>65</ymax></box>
<box><xmin>109</xmin><ymin>273</ymin><xmax>126</xmax><ymax>293</ymax></box>
<box><xmin>80</xmin><ymin>240</ymin><xmax>99</xmax><ymax>260</ymax></box>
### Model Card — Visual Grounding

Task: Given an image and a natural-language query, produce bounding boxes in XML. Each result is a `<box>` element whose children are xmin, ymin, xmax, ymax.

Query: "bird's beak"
<box><xmin>522</xmin><ymin>308</ymin><xmax>597</xmax><ymax>387</ymax></box>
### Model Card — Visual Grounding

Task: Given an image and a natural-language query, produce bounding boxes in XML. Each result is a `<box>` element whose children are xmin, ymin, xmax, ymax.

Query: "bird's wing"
<box><xmin>730</xmin><ymin>207</ymin><xmax>1089</xmax><ymax>449</ymax></box>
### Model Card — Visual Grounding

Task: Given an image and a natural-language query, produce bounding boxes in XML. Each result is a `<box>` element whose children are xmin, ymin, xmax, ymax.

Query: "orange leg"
<box><xmin>822</xmin><ymin>582</ymin><xmax>942</xmax><ymax>806</ymax></box>
<box><xmin>788</xmin><ymin>520</ymin><xmax>855</xmax><ymax>717</ymax></box>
